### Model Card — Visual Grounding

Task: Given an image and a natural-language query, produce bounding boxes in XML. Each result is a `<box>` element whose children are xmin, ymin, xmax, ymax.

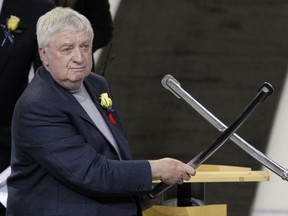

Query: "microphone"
<box><xmin>161</xmin><ymin>74</ymin><xmax>181</xmax><ymax>98</ymax></box>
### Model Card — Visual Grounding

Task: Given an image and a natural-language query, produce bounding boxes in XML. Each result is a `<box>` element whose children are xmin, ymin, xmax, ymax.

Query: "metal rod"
<box><xmin>162</xmin><ymin>74</ymin><xmax>288</xmax><ymax>181</ymax></box>
<box><xmin>187</xmin><ymin>83</ymin><xmax>272</xmax><ymax>168</ymax></box>
<box><xmin>149</xmin><ymin>80</ymin><xmax>273</xmax><ymax>198</ymax></box>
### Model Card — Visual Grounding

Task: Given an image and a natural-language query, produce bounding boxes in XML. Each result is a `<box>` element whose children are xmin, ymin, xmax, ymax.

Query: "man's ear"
<box><xmin>39</xmin><ymin>47</ymin><xmax>49</xmax><ymax>66</ymax></box>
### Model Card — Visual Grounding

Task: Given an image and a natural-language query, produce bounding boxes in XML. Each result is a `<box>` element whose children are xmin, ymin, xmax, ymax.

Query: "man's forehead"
<box><xmin>53</xmin><ymin>30</ymin><xmax>90</xmax><ymax>38</ymax></box>
<box><xmin>51</xmin><ymin>31</ymin><xmax>91</xmax><ymax>44</ymax></box>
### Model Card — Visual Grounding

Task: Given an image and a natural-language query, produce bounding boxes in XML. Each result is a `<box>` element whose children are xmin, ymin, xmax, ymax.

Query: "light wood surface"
<box><xmin>152</xmin><ymin>164</ymin><xmax>270</xmax><ymax>183</ymax></box>
<box><xmin>143</xmin><ymin>204</ymin><xmax>227</xmax><ymax>216</ymax></box>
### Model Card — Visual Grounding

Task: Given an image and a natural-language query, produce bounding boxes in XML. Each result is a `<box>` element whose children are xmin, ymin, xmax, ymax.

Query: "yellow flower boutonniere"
<box><xmin>1</xmin><ymin>15</ymin><xmax>22</xmax><ymax>47</ymax></box>
<box><xmin>99</xmin><ymin>93</ymin><xmax>117</xmax><ymax>126</ymax></box>
<box><xmin>7</xmin><ymin>15</ymin><xmax>21</xmax><ymax>33</ymax></box>
<box><xmin>100</xmin><ymin>93</ymin><xmax>113</xmax><ymax>109</ymax></box>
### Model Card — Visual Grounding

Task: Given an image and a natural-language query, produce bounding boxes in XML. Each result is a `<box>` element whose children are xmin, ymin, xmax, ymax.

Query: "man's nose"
<box><xmin>72</xmin><ymin>47</ymin><xmax>84</xmax><ymax>62</ymax></box>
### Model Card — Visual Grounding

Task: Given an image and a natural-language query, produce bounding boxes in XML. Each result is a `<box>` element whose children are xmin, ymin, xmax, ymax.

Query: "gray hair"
<box><xmin>36</xmin><ymin>7</ymin><xmax>94</xmax><ymax>48</ymax></box>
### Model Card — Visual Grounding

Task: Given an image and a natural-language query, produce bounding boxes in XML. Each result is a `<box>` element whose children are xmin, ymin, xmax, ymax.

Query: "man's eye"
<box><xmin>81</xmin><ymin>44</ymin><xmax>90</xmax><ymax>50</ymax></box>
<box><xmin>61</xmin><ymin>47</ymin><xmax>72</xmax><ymax>53</ymax></box>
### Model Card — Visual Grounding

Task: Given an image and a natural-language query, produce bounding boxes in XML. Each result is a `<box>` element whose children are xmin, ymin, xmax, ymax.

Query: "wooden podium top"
<box><xmin>153</xmin><ymin>164</ymin><xmax>270</xmax><ymax>183</ymax></box>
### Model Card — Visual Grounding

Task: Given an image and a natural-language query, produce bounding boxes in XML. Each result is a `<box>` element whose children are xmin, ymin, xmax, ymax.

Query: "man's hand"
<box><xmin>149</xmin><ymin>158</ymin><xmax>195</xmax><ymax>185</ymax></box>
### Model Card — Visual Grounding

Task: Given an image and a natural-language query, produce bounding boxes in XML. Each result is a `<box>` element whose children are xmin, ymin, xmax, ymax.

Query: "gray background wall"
<box><xmin>97</xmin><ymin>1</ymin><xmax>288</xmax><ymax>215</ymax></box>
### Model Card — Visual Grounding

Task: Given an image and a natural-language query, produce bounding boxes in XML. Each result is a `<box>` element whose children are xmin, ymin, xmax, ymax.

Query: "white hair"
<box><xmin>36</xmin><ymin>7</ymin><xmax>94</xmax><ymax>48</ymax></box>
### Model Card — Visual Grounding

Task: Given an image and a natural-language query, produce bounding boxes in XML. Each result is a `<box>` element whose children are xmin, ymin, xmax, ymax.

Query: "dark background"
<box><xmin>97</xmin><ymin>1</ymin><xmax>288</xmax><ymax>215</ymax></box>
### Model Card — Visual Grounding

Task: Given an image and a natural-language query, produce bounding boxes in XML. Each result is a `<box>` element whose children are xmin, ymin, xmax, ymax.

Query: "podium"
<box><xmin>143</xmin><ymin>164</ymin><xmax>269</xmax><ymax>216</ymax></box>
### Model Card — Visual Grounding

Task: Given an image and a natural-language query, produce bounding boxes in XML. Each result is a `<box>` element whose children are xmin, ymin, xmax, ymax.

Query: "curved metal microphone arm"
<box><xmin>149</xmin><ymin>78</ymin><xmax>274</xmax><ymax>198</ymax></box>
<box><xmin>162</xmin><ymin>74</ymin><xmax>288</xmax><ymax>181</ymax></box>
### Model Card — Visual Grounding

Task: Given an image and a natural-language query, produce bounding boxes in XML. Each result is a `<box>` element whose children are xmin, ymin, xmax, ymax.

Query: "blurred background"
<box><xmin>96</xmin><ymin>1</ymin><xmax>288</xmax><ymax>215</ymax></box>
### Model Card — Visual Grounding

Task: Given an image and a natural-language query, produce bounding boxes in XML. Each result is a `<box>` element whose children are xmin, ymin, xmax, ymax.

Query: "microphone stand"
<box><xmin>149</xmin><ymin>79</ymin><xmax>273</xmax><ymax>198</ymax></box>
<box><xmin>160</xmin><ymin>74</ymin><xmax>288</xmax><ymax>181</ymax></box>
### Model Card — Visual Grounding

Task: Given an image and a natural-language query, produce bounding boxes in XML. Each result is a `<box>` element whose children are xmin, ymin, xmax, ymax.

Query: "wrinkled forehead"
<box><xmin>53</xmin><ymin>30</ymin><xmax>91</xmax><ymax>41</ymax></box>
<box><xmin>47</xmin><ymin>29</ymin><xmax>93</xmax><ymax>47</ymax></box>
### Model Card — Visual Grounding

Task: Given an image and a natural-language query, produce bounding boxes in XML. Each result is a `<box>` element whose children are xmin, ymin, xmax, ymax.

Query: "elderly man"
<box><xmin>6</xmin><ymin>7</ymin><xmax>195</xmax><ymax>216</ymax></box>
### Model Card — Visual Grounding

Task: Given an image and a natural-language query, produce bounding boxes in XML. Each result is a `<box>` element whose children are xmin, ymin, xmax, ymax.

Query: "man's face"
<box><xmin>40</xmin><ymin>31</ymin><xmax>93</xmax><ymax>90</ymax></box>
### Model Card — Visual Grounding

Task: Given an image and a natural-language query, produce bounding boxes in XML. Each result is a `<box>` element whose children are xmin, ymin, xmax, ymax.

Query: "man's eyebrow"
<box><xmin>81</xmin><ymin>40</ymin><xmax>92</xmax><ymax>44</ymax></box>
